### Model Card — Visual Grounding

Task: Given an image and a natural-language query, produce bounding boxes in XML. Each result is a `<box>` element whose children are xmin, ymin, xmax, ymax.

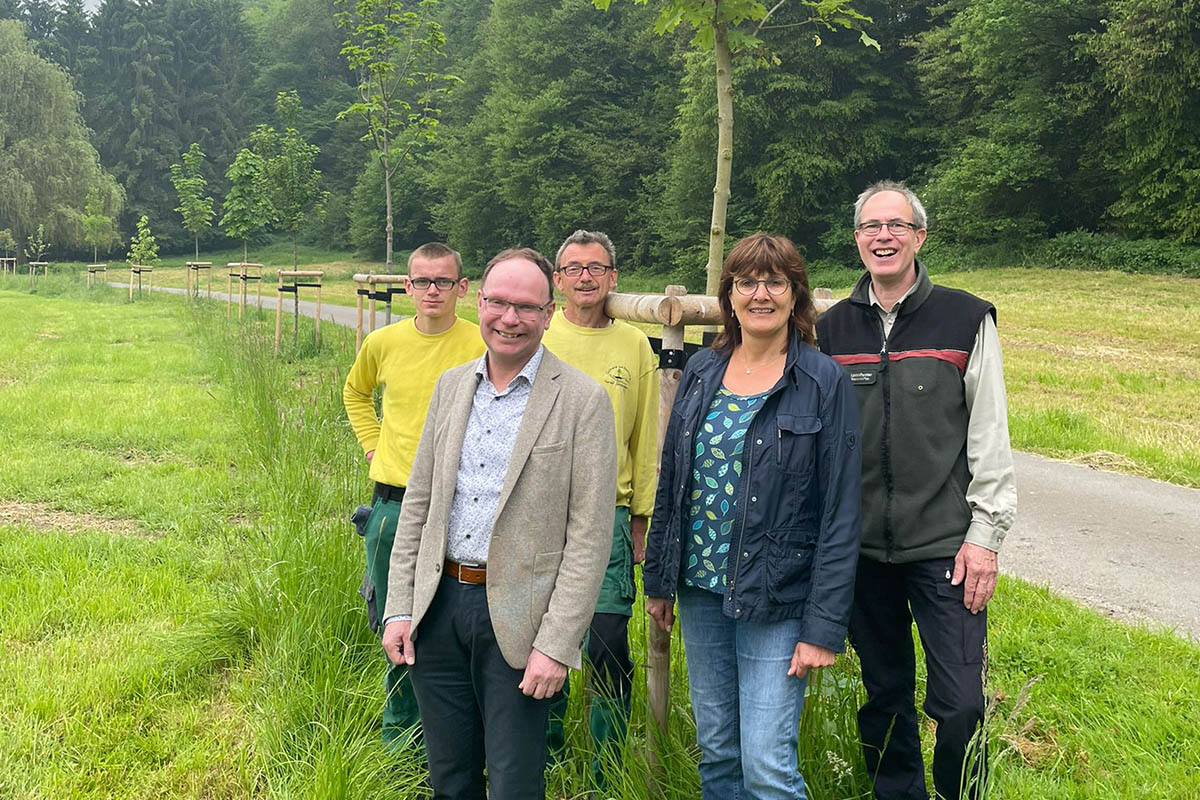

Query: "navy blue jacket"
<box><xmin>644</xmin><ymin>332</ymin><xmax>863</xmax><ymax>652</ymax></box>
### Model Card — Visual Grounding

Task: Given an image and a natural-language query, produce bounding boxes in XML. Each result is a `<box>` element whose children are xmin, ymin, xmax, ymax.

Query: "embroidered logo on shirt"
<box><xmin>606</xmin><ymin>365</ymin><xmax>631</xmax><ymax>389</ymax></box>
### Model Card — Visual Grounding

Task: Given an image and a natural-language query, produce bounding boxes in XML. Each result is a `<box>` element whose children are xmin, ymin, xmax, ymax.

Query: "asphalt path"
<box><xmin>113</xmin><ymin>283</ymin><xmax>1200</xmax><ymax>640</ymax></box>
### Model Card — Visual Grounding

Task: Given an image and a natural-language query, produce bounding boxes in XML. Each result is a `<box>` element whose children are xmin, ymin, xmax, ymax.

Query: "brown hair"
<box><xmin>409</xmin><ymin>242</ymin><xmax>463</xmax><ymax>278</ymax></box>
<box><xmin>712</xmin><ymin>233</ymin><xmax>817</xmax><ymax>352</ymax></box>
<box><xmin>482</xmin><ymin>247</ymin><xmax>555</xmax><ymax>304</ymax></box>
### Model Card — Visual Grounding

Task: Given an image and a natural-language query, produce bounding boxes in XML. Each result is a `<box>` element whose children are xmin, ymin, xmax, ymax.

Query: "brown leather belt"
<box><xmin>445</xmin><ymin>559</ymin><xmax>487</xmax><ymax>584</ymax></box>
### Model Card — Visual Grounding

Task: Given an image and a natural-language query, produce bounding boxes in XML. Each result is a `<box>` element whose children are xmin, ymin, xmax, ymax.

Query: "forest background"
<box><xmin>1</xmin><ymin>0</ymin><xmax>1198</xmax><ymax>288</ymax></box>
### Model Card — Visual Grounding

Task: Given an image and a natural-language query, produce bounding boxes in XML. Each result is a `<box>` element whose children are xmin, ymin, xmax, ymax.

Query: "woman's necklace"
<box><xmin>736</xmin><ymin>350</ymin><xmax>785</xmax><ymax>375</ymax></box>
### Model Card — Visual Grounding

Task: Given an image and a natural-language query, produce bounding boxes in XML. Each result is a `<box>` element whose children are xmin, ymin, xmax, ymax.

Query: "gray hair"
<box><xmin>554</xmin><ymin>229</ymin><xmax>616</xmax><ymax>270</ymax></box>
<box><xmin>853</xmin><ymin>181</ymin><xmax>928</xmax><ymax>230</ymax></box>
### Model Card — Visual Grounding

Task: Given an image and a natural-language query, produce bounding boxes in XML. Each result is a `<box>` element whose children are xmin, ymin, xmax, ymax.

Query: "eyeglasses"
<box><xmin>557</xmin><ymin>262</ymin><xmax>613</xmax><ymax>278</ymax></box>
<box><xmin>409</xmin><ymin>277</ymin><xmax>459</xmax><ymax>291</ymax></box>
<box><xmin>733</xmin><ymin>277</ymin><xmax>791</xmax><ymax>296</ymax></box>
<box><xmin>856</xmin><ymin>220</ymin><xmax>920</xmax><ymax>236</ymax></box>
<box><xmin>480</xmin><ymin>294</ymin><xmax>549</xmax><ymax>321</ymax></box>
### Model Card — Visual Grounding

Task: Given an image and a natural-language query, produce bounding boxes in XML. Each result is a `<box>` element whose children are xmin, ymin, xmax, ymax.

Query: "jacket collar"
<box><xmin>849</xmin><ymin>259</ymin><xmax>933</xmax><ymax>316</ymax></box>
<box><xmin>694</xmin><ymin>330</ymin><xmax>810</xmax><ymax>394</ymax></box>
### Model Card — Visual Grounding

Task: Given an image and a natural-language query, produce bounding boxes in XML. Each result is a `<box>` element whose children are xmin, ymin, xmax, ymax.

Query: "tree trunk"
<box><xmin>706</xmin><ymin>19</ymin><xmax>734</xmax><ymax>297</ymax></box>
<box><xmin>195</xmin><ymin>233</ymin><xmax>199</xmax><ymax>263</ymax></box>
<box><xmin>93</xmin><ymin>244</ymin><xmax>98</xmax><ymax>263</ymax></box>
<box><xmin>383</xmin><ymin>153</ymin><xmax>394</xmax><ymax>273</ymax></box>
<box><xmin>293</xmin><ymin>234</ymin><xmax>298</xmax><ymax>270</ymax></box>
<box><xmin>243</xmin><ymin>239</ymin><xmax>248</xmax><ymax>264</ymax></box>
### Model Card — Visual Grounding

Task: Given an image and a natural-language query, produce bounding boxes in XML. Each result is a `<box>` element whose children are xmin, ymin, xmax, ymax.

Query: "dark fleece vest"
<box><xmin>817</xmin><ymin>263</ymin><xmax>994</xmax><ymax>563</ymax></box>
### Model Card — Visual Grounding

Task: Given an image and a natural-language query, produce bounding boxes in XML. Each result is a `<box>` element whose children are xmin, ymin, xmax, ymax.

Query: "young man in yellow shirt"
<box><xmin>543</xmin><ymin>230</ymin><xmax>659</xmax><ymax>785</ymax></box>
<box><xmin>343</xmin><ymin>242</ymin><xmax>485</xmax><ymax>745</ymax></box>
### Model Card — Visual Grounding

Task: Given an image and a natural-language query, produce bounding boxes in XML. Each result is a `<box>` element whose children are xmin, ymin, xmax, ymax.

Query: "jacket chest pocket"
<box><xmin>775</xmin><ymin>413</ymin><xmax>821</xmax><ymax>474</ymax></box>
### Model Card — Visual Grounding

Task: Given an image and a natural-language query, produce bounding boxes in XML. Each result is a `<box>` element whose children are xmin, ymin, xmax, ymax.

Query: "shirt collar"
<box><xmin>474</xmin><ymin>345</ymin><xmax>545</xmax><ymax>393</ymax></box>
<box><xmin>868</xmin><ymin>278</ymin><xmax>919</xmax><ymax>312</ymax></box>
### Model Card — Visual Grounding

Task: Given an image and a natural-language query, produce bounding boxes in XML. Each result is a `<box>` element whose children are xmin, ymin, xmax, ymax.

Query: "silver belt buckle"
<box><xmin>457</xmin><ymin>562</ymin><xmax>482</xmax><ymax>584</ymax></box>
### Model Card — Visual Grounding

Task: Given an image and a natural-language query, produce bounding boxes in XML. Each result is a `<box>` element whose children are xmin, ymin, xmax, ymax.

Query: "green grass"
<box><xmin>2</xmin><ymin>272</ymin><xmax>1199</xmax><ymax>798</ymax></box>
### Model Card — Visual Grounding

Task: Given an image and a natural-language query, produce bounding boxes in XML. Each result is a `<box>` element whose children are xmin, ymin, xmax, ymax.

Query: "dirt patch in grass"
<box><xmin>35</xmin><ymin>332</ymin><xmax>61</xmax><ymax>340</ymax></box>
<box><xmin>0</xmin><ymin>502</ymin><xmax>150</xmax><ymax>537</ymax></box>
<box><xmin>1069</xmin><ymin>450</ymin><xmax>1153</xmax><ymax>476</ymax></box>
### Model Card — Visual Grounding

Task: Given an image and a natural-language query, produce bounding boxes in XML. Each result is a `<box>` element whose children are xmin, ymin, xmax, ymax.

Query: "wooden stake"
<box><xmin>315</xmin><ymin>285</ymin><xmax>322</xmax><ymax>346</ymax></box>
<box><xmin>355</xmin><ymin>281</ymin><xmax>364</xmax><ymax>352</ymax></box>
<box><xmin>274</xmin><ymin>272</ymin><xmax>283</xmax><ymax>356</ymax></box>
<box><xmin>646</xmin><ymin>284</ymin><xmax>687</xmax><ymax>791</ymax></box>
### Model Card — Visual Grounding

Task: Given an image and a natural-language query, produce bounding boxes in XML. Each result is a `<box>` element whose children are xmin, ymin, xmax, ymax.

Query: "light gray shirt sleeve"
<box><xmin>962</xmin><ymin>314</ymin><xmax>1017</xmax><ymax>552</ymax></box>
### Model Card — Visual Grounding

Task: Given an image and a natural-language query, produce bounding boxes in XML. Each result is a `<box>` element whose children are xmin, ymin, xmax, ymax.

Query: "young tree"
<box><xmin>81</xmin><ymin>186</ymin><xmax>119</xmax><ymax>263</ymax></box>
<box><xmin>334</xmin><ymin>0</ymin><xmax>458</xmax><ymax>271</ymax></box>
<box><xmin>594</xmin><ymin>0</ymin><xmax>876</xmax><ymax>293</ymax></box>
<box><xmin>126</xmin><ymin>214</ymin><xmax>160</xmax><ymax>265</ymax></box>
<box><xmin>220</xmin><ymin>148</ymin><xmax>273</xmax><ymax>264</ymax></box>
<box><xmin>24</xmin><ymin>224</ymin><xmax>49</xmax><ymax>262</ymax></box>
<box><xmin>254</xmin><ymin>91</ymin><xmax>327</xmax><ymax>269</ymax></box>
<box><xmin>0</xmin><ymin>229</ymin><xmax>16</xmax><ymax>260</ymax></box>
<box><xmin>169</xmin><ymin>142</ymin><xmax>216</xmax><ymax>261</ymax></box>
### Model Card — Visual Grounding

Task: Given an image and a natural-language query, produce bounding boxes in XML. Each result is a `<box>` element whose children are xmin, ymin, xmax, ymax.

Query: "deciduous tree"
<box><xmin>126</xmin><ymin>214</ymin><xmax>159</xmax><ymax>264</ymax></box>
<box><xmin>169</xmin><ymin>142</ymin><xmax>216</xmax><ymax>261</ymax></box>
<box><xmin>595</xmin><ymin>0</ymin><xmax>876</xmax><ymax>292</ymax></box>
<box><xmin>81</xmin><ymin>186</ymin><xmax>119</xmax><ymax>262</ymax></box>
<box><xmin>334</xmin><ymin>0</ymin><xmax>458</xmax><ymax>271</ymax></box>
<box><xmin>220</xmin><ymin>147</ymin><xmax>273</xmax><ymax>264</ymax></box>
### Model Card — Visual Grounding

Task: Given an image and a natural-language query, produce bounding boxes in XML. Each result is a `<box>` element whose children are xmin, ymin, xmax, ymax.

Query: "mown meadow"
<box><xmin>1</xmin><ymin>268</ymin><xmax>1198</xmax><ymax>798</ymax></box>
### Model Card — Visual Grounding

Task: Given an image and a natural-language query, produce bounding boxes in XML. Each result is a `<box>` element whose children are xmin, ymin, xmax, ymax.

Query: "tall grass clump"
<box><xmin>186</xmin><ymin>305</ymin><xmax>427</xmax><ymax>798</ymax></box>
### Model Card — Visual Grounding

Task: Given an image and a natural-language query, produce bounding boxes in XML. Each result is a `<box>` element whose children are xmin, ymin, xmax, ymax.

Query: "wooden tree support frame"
<box><xmin>0</xmin><ymin>257</ymin><xmax>15</xmax><ymax>276</ymax></box>
<box><xmin>601</xmin><ymin>284</ymin><xmax>835</xmax><ymax>794</ymax></box>
<box><xmin>85</xmin><ymin>264</ymin><xmax>107</xmax><ymax>288</ymax></box>
<box><xmin>28</xmin><ymin>261</ymin><xmax>49</xmax><ymax>290</ymax></box>
<box><xmin>351</xmin><ymin>273</ymin><xmax>408</xmax><ymax>351</ymax></box>
<box><xmin>274</xmin><ymin>270</ymin><xmax>325</xmax><ymax>356</ymax></box>
<box><xmin>226</xmin><ymin>262</ymin><xmax>264</xmax><ymax>319</ymax></box>
<box><xmin>128</xmin><ymin>264</ymin><xmax>153</xmax><ymax>300</ymax></box>
<box><xmin>186</xmin><ymin>261</ymin><xmax>214</xmax><ymax>298</ymax></box>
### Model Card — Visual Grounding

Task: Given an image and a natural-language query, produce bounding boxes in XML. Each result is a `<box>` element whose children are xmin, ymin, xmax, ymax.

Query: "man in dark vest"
<box><xmin>817</xmin><ymin>181</ymin><xmax>1016</xmax><ymax>800</ymax></box>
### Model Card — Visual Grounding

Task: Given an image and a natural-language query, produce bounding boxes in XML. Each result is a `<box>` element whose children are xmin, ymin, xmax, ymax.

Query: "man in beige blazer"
<box><xmin>382</xmin><ymin>247</ymin><xmax>617</xmax><ymax>799</ymax></box>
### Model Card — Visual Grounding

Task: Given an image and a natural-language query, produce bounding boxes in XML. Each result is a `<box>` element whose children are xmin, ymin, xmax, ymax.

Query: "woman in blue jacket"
<box><xmin>645</xmin><ymin>234</ymin><xmax>862</xmax><ymax>799</ymax></box>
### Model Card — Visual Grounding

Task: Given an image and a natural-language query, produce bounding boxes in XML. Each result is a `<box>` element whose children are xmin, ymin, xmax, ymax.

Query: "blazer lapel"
<box><xmin>493</xmin><ymin>353</ymin><xmax>562</xmax><ymax>520</ymax></box>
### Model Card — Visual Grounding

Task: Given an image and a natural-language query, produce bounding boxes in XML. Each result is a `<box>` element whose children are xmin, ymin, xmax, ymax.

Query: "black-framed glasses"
<box><xmin>856</xmin><ymin>220</ymin><xmax>920</xmax><ymax>236</ymax></box>
<box><xmin>480</xmin><ymin>294</ymin><xmax>549</xmax><ymax>321</ymax></box>
<box><xmin>557</xmin><ymin>262</ymin><xmax>613</xmax><ymax>278</ymax></box>
<box><xmin>733</xmin><ymin>276</ymin><xmax>791</xmax><ymax>296</ymax></box>
<box><xmin>409</xmin><ymin>277</ymin><xmax>459</xmax><ymax>291</ymax></box>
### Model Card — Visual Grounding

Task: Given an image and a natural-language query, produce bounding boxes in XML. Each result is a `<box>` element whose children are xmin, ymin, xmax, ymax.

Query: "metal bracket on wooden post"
<box><xmin>274</xmin><ymin>270</ymin><xmax>325</xmax><ymax>356</ymax></box>
<box><xmin>351</xmin><ymin>273</ymin><xmax>407</xmax><ymax>352</ymax></box>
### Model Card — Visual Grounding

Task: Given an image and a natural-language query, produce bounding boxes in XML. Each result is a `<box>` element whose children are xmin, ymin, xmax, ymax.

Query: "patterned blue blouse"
<box><xmin>682</xmin><ymin>387</ymin><xmax>769</xmax><ymax>592</ymax></box>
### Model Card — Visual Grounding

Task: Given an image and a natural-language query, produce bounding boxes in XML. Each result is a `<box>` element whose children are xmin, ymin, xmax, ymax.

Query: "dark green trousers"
<box><xmin>548</xmin><ymin>507</ymin><xmax>634</xmax><ymax>787</ymax></box>
<box><xmin>363</xmin><ymin>486</ymin><xmax>422</xmax><ymax>745</ymax></box>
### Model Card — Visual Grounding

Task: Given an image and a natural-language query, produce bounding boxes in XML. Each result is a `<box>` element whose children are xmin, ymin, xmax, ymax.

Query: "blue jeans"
<box><xmin>677</xmin><ymin>585</ymin><xmax>809</xmax><ymax>800</ymax></box>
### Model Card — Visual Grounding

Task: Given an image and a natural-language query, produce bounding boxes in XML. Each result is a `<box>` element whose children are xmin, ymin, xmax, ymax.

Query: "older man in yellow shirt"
<box><xmin>542</xmin><ymin>230</ymin><xmax>659</xmax><ymax>787</ymax></box>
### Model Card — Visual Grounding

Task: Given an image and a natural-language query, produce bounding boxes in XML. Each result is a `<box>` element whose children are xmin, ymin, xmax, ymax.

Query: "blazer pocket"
<box><xmin>529</xmin><ymin>550</ymin><xmax>564</xmax><ymax>629</ymax></box>
<box><xmin>531</xmin><ymin>440</ymin><xmax>566</xmax><ymax>455</ymax></box>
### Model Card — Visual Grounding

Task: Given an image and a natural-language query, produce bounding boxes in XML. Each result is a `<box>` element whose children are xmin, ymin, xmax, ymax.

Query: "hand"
<box><xmin>631</xmin><ymin>515</ymin><xmax>648</xmax><ymax>565</ymax></box>
<box><xmin>788</xmin><ymin>642</ymin><xmax>835</xmax><ymax>679</ymax></box>
<box><xmin>646</xmin><ymin>596</ymin><xmax>674</xmax><ymax>632</ymax></box>
<box><xmin>519</xmin><ymin>648</ymin><xmax>567</xmax><ymax>699</ymax></box>
<box><xmin>366</xmin><ymin>449</ymin><xmax>374</xmax><ymax>463</ymax></box>
<box><xmin>382</xmin><ymin>619</ymin><xmax>414</xmax><ymax>666</ymax></box>
<box><xmin>951</xmin><ymin>541</ymin><xmax>998</xmax><ymax>614</ymax></box>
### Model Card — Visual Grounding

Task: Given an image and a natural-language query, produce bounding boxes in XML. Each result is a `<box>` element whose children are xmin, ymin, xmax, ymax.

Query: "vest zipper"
<box><xmin>877</xmin><ymin>314</ymin><xmax>895</xmax><ymax>563</ymax></box>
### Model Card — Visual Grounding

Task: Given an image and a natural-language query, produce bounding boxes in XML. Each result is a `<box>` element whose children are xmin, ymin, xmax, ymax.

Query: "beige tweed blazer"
<box><xmin>384</xmin><ymin>349</ymin><xmax>617</xmax><ymax>670</ymax></box>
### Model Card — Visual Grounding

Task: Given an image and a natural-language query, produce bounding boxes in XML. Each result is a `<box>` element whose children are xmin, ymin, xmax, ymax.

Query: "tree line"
<box><xmin>0</xmin><ymin>0</ymin><xmax>1196</xmax><ymax>280</ymax></box>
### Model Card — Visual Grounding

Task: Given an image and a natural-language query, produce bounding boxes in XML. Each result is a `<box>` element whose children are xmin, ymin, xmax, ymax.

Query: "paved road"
<box><xmin>1005</xmin><ymin>451</ymin><xmax>1199</xmax><ymax>640</ymax></box>
<box><xmin>114</xmin><ymin>283</ymin><xmax>1200</xmax><ymax>640</ymax></box>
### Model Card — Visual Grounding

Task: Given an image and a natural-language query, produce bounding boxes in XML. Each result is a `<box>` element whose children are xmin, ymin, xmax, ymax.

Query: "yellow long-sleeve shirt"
<box><xmin>343</xmin><ymin>317</ymin><xmax>485</xmax><ymax>487</ymax></box>
<box><xmin>542</xmin><ymin>311</ymin><xmax>659</xmax><ymax>517</ymax></box>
